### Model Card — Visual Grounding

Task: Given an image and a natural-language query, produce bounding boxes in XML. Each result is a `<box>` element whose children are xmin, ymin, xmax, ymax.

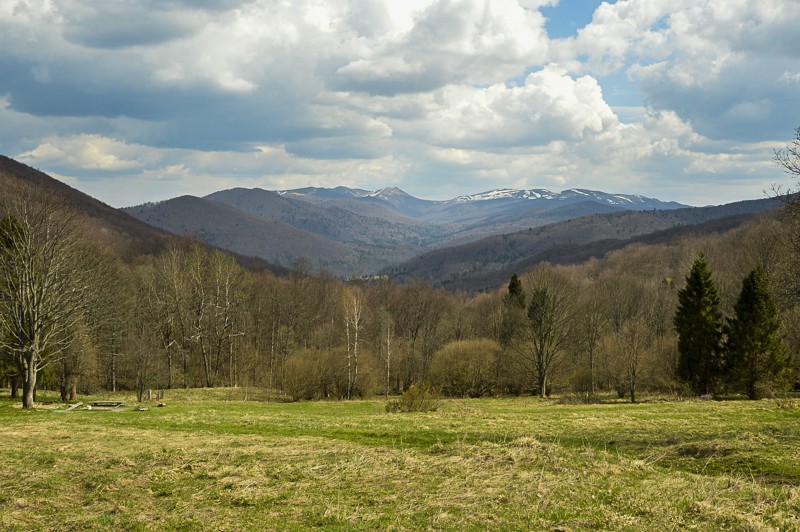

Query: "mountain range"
<box><xmin>0</xmin><ymin>155</ymin><xmax>781</xmax><ymax>292</ymax></box>
<box><xmin>125</xmin><ymin>185</ymin><xmax>690</xmax><ymax>276</ymax></box>
<box><xmin>385</xmin><ymin>198</ymin><xmax>781</xmax><ymax>292</ymax></box>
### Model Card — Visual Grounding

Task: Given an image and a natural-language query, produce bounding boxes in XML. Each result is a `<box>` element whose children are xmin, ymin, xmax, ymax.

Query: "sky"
<box><xmin>1</xmin><ymin>0</ymin><xmax>798</xmax><ymax>208</ymax></box>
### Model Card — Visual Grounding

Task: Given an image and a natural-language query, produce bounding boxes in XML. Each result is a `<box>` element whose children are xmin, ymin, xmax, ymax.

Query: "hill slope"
<box><xmin>0</xmin><ymin>155</ymin><xmax>173</xmax><ymax>259</ymax></box>
<box><xmin>386</xmin><ymin>198</ymin><xmax>782</xmax><ymax>292</ymax></box>
<box><xmin>206</xmin><ymin>187</ymin><xmax>452</xmax><ymax>248</ymax></box>
<box><xmin>195</xmin><ymin>185</ymin><xmax>690</xmax><ymax>272</ymax></box>
<box><xmin>125</xmin><ymin>196</ymin><xmax>356</xmax><ymax>271</ymax></box>
<box><xmin>0</xmin><ymin>156</ymin><xmax>283</xmax><ymax>272</ymax></box>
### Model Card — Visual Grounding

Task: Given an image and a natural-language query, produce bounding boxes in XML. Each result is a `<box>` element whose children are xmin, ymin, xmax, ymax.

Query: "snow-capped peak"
<box><xmin>453</xmin><ymin>189</ymin><xmax>558</xmax><ymax>203</ymax></box>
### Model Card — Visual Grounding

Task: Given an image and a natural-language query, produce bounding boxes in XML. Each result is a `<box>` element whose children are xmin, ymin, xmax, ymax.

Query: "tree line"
<box><xmin>2</xmin><ymin>131</ymin><xmax>799</xmax><ymax>408</ymax></box>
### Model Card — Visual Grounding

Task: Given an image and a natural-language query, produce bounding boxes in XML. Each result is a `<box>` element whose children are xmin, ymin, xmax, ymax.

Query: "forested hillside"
<box><xmin>2</xmin><ymin>189</ymin><xmax>798</xmax><ymax>407</ymax></box>
<box><xmin>1</xmin><ymin>145</ymin><xmax>799</xmax><ymax>408</ymax></box>
<box><xmin>388</xmin><ymin>198</ymin><xmax>782</xmax><ymax>291</ymax></box>
<box><xmin>0</xmin><ymin>155</ymin><xmax>173</xmax><ymax>259</ymax></box>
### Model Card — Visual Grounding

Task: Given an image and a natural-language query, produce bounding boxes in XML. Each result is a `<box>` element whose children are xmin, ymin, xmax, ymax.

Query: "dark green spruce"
<box><xmin>674</xmin><ymin>254</ymin><xmax>723</xmax><ymax>395</ymax></box>
<box><xmin>726</xmin><ymin>267</ymin><xmax>788</xmax><ymax>399</ymax></box>
<box><xmin>506</xmin><ymin>273</ymin><xmax>526</xmax><ymax>310</ymax></box>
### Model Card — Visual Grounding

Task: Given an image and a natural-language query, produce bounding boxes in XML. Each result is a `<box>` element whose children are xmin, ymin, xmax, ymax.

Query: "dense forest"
<box><xmin>2</xmin><ymin>132</ymin><xmax>799</xmax><ymax>409</ymax></box>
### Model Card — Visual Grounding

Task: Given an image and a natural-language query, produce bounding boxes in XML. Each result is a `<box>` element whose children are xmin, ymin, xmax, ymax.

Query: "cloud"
<box><xmin>60</xmin><ymin>3</ymin><xmax>205</xmax><ymax>49</ymax></box>
<box><xmin>17</xmin><ymin>134</ymin><xmax>155</xmax><ymax>172</ymax></box>
<box><xmin>556</xmin><ymin>0</ymin><xmax>800</xmax><ymax>142</ymax></box>
<box><xmin>413</xmin><ymin>68</ymin><xmax>620</xmax><ymax>149</ymax></box>
<box><xmin>334</xmin><ymin>0</ymin><xmax>550</xmax><ymax>94</ymax></box>
<box><xmin>0</xmin><ymin>0</ymin><xmax>796</xmax><ymax>208</ymax></box>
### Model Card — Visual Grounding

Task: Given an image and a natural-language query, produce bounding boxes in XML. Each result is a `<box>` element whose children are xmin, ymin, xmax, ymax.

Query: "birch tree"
<box><xmin>185</xmin><ymin>246</ymin><xmax>248</xmax><ymax>388</ymax></box>
<box><xmin>343</xmin><ymin>286</ymin><xmax>364</xmax><ymax>399</ymax></box>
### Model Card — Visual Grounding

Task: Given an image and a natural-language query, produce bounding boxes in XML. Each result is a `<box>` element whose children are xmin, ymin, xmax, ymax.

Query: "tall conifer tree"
<box><xmin>674</xmin><ymin>254</ymin><xmax>723</xmax><ymax>395</ymax></box>
<box><xmin>726</xmin><ymin>267</ymin><xmax>787</xmax><ymax>399</ymax></box>
<box><xmin>500</xmin><ymin>273</ymin><xmax>527</xmax><ymax>348</ymax></box>
<box><xmin>506</xmin><ymin>273</ymin><xmax>526</xmax><ymax>309</ymax></box>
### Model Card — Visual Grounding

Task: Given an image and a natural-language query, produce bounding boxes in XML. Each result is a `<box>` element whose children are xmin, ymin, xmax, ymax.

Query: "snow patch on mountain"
<box><xmin>453</xmin><ymin>189</ymin><xmax>559</xmax><ymax>203</ymax></box>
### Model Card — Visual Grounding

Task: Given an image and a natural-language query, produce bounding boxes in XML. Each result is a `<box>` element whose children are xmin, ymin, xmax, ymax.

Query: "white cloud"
<box><xmin>388</xmin><ymin>67</ymin><xmax>619</xmax><ymax>149</ymax></box>
<box><xmin>780</xmin><ymin>71</ymin><xmax>800</xmax><ymax>84</ymax></box>
<box><xmin>0</xmin><ymin>0</ymin><xmax>796</xmax><ymax>208</ymax></box>
<box><xmin>18</xmin><ymin>135</ymin><xmax>152</xmax><ymax>171</ymax></box>
<box><xmin>334</xmin><ymin>0</ymin><xmax>550</xmax><ymax>93</ymax></box>
<box><xmin>557</xmin><ymin>0</ymin><xmax>800</xmax><ymax>141</ymax></box>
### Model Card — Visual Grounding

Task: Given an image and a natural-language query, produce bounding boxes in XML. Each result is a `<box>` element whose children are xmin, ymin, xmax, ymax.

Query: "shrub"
<box><xmin>281</xmin><ymin>350</ymin><xmax>323</xmax><ymax>401</ymax></box>
<box><xmin>386</xmin><ymin>384</ymin><xmax>441</xmax><ymax>413</ymax></box>
<box><xmin>429</xmin><ymin>338</ymin><xmax>501</xmax><ymax>397</ymax></box>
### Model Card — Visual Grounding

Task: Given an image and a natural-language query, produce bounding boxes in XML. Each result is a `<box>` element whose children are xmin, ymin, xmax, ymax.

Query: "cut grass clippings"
<box><xmin>1</xmin><ymin>391</ymin><xmax>799</xmax><ymax>530</ymax></box>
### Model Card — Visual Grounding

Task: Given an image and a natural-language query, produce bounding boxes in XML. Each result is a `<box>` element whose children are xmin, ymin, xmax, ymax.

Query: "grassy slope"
<box><xmin>1</xmin><ymin>391</ymin><xmax>799</xmax><ymax>530</ymax></box>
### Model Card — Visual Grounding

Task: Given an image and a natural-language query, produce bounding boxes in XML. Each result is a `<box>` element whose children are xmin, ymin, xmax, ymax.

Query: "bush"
<box><xmin>386</xmin><ymin>384</ymin><xmax>441</xmax><ymax>413</ymax></box>
<box><xmin>281</xmin><ymin>350</ymin><xmax>323</xmax><ymax>401</ymax></box>
<box><xmin>429</xmin><ymin>338</ymin><xmax>501</xmax><ymax>397</ymax></box>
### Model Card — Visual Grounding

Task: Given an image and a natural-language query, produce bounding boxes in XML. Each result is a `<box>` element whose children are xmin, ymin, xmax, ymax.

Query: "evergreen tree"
<box><xmin>726</xmin><ymin>267</ymin><xmax>787</xmax><ymax>399</ymax></box>
<box><xmin>499</xmin><ymin>273</ymin><xmax>526</xmax><ymax>348</ymax></box>
<box><xmin>674</xmin><ymin>254</ymin><xmax>723</xmax><ymax>395</ymax></box>
<box><xmin>506</xmin><ymin>273</ymin><xmax>526</xmax><ymax>309</ymax></box>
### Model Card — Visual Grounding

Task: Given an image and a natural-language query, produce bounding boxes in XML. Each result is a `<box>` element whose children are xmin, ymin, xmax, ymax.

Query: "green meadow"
<box><xmin>1</xmin><ymin>391</ymin><xmax>799</xmax><ymax>530</ymax></box>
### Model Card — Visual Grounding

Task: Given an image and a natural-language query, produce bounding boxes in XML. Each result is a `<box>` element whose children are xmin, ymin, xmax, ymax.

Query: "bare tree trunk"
<box><xmin>22</xmin><ymin>362</ymin><xmax>36</xmax><ymax>410</ymax></box>
<box><xmin>386</xmin><ymin>322</ymin><xmax>392</xmax><ymax>401</ymax></box>
<box><xmin>346</xmin><ymin>318</ymin><xmax>352</xmax><ymax>400</ymax></box>
<box><xmin>353</xmin><ymin>320</ymin><xmax>359</xmax><ymax>398</ymax></box>
<box><xmin>268</xmin><ymin>319</ymin><xmax>276</xmax><ymax>402</ymax></box>
<box><xmin>182</xmin><ymin>350</ymin><xmax>189</xmax><ymax>389</ymax></box>
<box><xmin>165</xmin><ymin>346</ymin><xmax>173</xmax><ymax>389</ymax></box>
<box><xmin>110</xmin><ymin>350</ymin><xmax>117</xmax><ymax>392</ymax></box>
<box><xmin>60</xmin><ymin>361</ymin><xmax>69</xmax><ymax>402</ymax></box>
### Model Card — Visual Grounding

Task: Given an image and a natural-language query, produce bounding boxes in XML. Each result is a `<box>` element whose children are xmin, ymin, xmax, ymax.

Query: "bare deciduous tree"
<box><xmin>516</xmin><ymin>267</ymin><xmax>575</xmax><ymax>398</ymax></box>
<box><xmin>343</xmin><ymin>286</ymin><xmax>364</xmax><ymax>399</ymax></box>
<box><xmin>0</xmin><ymin>191</ymin><xmax>100</xmax><ymax>408</ymax></box>
<box><xmin>775</xmin><ymin>127</ymin><xmax>800</xmax><ymax>303</ymax></box>
<box><xmin>576</xmin><ymin>285</ymin><xmax>608</xmax><ymax>396</ymax></box>
<box><xmin>185</xmin><ymin>246</ymin><xmax>248</xmax><ymax>388</ymax></box>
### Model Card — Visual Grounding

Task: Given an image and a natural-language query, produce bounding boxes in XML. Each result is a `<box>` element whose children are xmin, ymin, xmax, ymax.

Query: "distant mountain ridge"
<box><xmin>0</xmin><ymin>154</ymin><xmax>781</xmax><ymax>288</ymax></box>
<box><xmin>385</xmin><ymin>197</ymin><xmax>782</xmax><ymax>292</ymax></box>
<box><xmin>274</xmin><ymin>185</ymin><xmax>685</xmax><ymax>215</ymax></box>
<box><xmin>123</xmin><ymin>182</ymin><xmax>776</xmax><ymax>279</ymax></box>
<box><xmin>277</xmin><ymin>184</ymin><xmax>683</xmax><ymax>207</ymax></box>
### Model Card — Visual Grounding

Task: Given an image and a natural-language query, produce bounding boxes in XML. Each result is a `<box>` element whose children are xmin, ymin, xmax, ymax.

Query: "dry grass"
<box><xmin>1</xmin><ymin>392</ymin><xmax>799</xmax><ymax>530</ymax></box>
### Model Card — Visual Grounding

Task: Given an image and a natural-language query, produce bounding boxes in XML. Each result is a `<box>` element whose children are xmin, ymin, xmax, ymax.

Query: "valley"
<box><xmin>123</xmin><ymin>181</ymin><xmax>776</xmax><ymax>290</ymax></box>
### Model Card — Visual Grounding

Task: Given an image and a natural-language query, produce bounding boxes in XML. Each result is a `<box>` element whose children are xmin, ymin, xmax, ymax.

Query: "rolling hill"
<box><xmin>385</xmin><ymin>198</ymin><xmax>782</xmax><ymax>292</ymax></box>
<box><xmin>124</xmin><ymin>196</ymin><xmax>357</xmax><ymax>271</ymax></box>
<box><xmin>0</xmin><ymin>155</ymin><xmax>174</xmax><ymax>259</ymax></box>
<box><xmin>0</xmin><ymin>156</ymin><xmax>281</xmax><ymax>272</ymax></box>
<box><xmin>126</xmin><ymin>182</ymin><xmax>779</xmax><ymax>281</ymax></box>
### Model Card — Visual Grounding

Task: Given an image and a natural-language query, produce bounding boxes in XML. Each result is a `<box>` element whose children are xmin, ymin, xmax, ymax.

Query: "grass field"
<box><xmin>1</xmin><ymin>390</ymin><xmax>799</xmax><ymax>530</ymax></box>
